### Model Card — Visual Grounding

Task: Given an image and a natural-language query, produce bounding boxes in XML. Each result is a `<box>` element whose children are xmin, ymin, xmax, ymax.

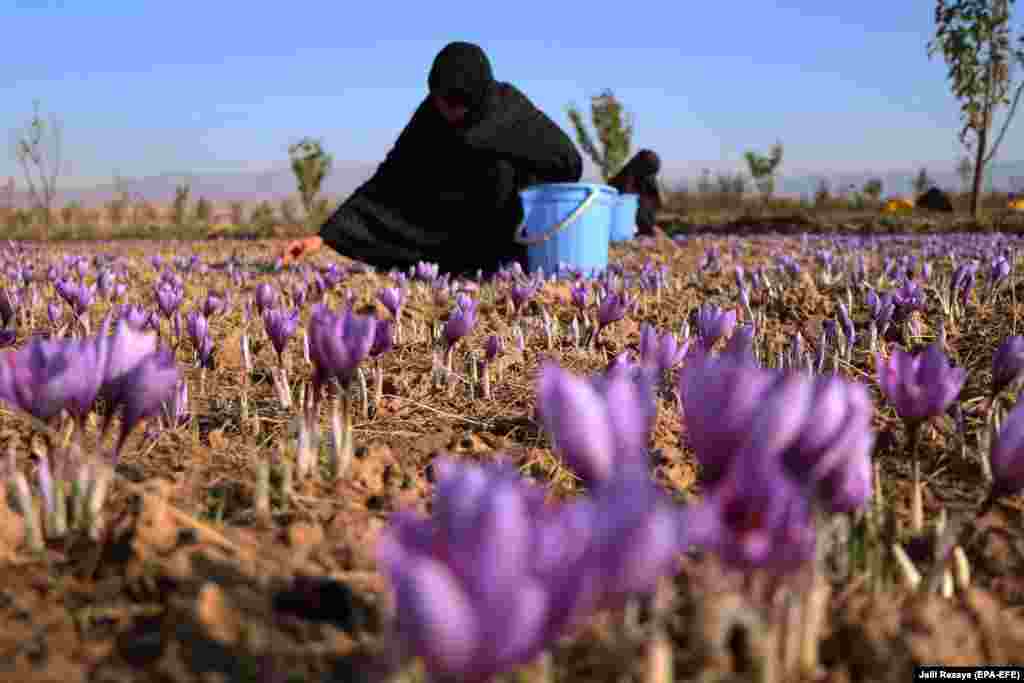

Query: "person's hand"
<box><xmin>281</xmin><ymin>236</ymin><xmax>323</xmax><ymax>265</ymax></box>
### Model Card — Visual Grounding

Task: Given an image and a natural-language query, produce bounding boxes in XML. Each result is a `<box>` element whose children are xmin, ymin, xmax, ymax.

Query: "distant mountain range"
<box><xmin>6</xmin><ymin>159</ymin><xmax>1024</xmax><ymax>207</ymax></box>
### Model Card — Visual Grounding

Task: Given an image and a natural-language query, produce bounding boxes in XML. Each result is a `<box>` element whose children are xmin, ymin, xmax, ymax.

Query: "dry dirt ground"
<box><xmin>1</xmin><ymin>235</ymin><xmax>1023</xmax><ymax>682</ymax></box>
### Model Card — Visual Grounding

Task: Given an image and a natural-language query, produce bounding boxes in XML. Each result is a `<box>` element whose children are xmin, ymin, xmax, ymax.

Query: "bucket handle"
<box><xmin>513</xmin><ymin>185</ymin><xmax>602</xmax><ymax>246</ymax></box>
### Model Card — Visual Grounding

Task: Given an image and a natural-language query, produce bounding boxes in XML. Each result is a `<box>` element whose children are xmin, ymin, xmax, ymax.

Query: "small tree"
<box><xmin>194</xmin><ymin>196</ymin><xmax>212</xmax><ymax>225</ymax></box>
<box><xmin>743</xmin><ymin>142</ymin><xmax>784</xmax><ymax>199</ymax></box>
<box><xmin>250</xmin><ymin>201</ymin><xmax>277</xmax><ymax>232</ymax></box>
<box><xmin>279</xmin><ymin>197</ymin><xmax>299</xmax><ymax>225</ymax></box>
<box><xmin>312</xmin><ymin>198</ymin><xmax>332</xmax><ymax>225</ymax></box>
<box><xmin>696</xmin><ymin>168</ymin><xmax>713</xmax><ymax>195</ymax></box>
<box><xmin>0</xmin><ymin>177</ymin><xmax>13</xmax><ymax>226</ymax></box>
<box><xmin>60</xmin><ymin>201</ymin><xmax>81</xmax><ymax>226</ymax></box>
<box><xmin>566</xmin><ymin>90</ymin><xmax>634</xmax><ymax>181</ymax></box>
<box><xmin>814</xmin><ymin>178</ymin><xmax>832</xmax><ymax>207</ymax></box>
<box><xmin>12</xmin><ymin>101</ymin><xmax>67</xmax><ymax>238</ymax></box>
<box><xmin>930</xmin><ymin>0</ymin><xmax>1024</xmax><ymax>218</ymax></box>
<box><xmin>172</xmin><ymin>183</ymin><xmax>191</xmax><ymax>226</ymax></box>
<box><xmin>105</xmin><ymin>198</ymin><xmax>126</xmax><ymax>227</ymax></box>
<box><xmin>715</xmin><ymin>172</ymin><xmax>746</xmax><ymax>196</ymax></box>
<box><xmin>913</xmin><ymin>167</ymin><xmax>934</xmax><ymax>195</ymax></box>
<box><xmin>229</xmin><ymin>200</ymin><xmax>246</xmax><ymax>227</ymax></box>
<box><xmin>863</xmin><ymin>177</ymin><xmax>884</xmax><ymax>200</ymax></box>
<box><xmin>289</xmin><ymin>138</ymin><xmax>332</xmax><ymax>225</ymax></box>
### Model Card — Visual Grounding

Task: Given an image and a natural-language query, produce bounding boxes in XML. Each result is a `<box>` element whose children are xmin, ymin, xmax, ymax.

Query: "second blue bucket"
<box><xmin>515</xmin><ymin>183</ymin><xmax>616</xmax><ymax>276</ymax></box>
<box><xmin>610</xmin><ymin>194</ymin><xmax>639</xmax><ymax>242</ymax></box>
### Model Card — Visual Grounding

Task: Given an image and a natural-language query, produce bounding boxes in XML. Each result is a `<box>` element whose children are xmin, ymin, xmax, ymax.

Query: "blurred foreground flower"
<box><xmin>378</xmin><ymin>457</ymin><xmax>686</xmax><ymax>683</ymax></box>
<box><xmin>992</xmin><ymin>336</ymin><xmax>1024</xmax><ymax>398</ymax></box>
<box><xmin>693</xmin><ymin>303</ymin><xmax>737</xmax><ymax>350</ymax></box>
<box><xmin>536</xmin><ymin>361</ymin><xmax>656</xmax><ymax>488</ymax></box>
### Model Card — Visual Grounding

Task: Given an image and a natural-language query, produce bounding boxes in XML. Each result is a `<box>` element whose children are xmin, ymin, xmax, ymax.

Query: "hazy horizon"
<box><xmin>4</xmin><ymin>1</ymin><xmax>1024</xmax><ymax>191</ymax></box>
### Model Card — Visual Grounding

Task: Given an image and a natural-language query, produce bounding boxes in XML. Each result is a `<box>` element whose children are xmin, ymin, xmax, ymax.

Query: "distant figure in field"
<box><xmin>916</xmin><ymin>186</ymin><xmax>954</xmax><ymax>212</ymax></box>
<box><xmin>608</xmin><ymin>149</ymin><xmax>664</xmax><ymax>237</ymax></box>
<box><xmin>281</xmin><ymin>41</ymin><xmax>583</xmax><ymax>275</ymax></box>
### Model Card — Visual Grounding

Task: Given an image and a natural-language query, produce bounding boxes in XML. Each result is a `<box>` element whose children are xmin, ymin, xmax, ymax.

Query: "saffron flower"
<box><xmin>307</xmin><ymin>305</ymin><xmax>377</xmax><ymax>395</ymax></box>
<box><xmin>693</xmin><ymin>303</ymin><xmax>737</xmax><ymax>349</ymax></box>
<box><xmin>536</xmin><ymin>361</ymin><xmax>655</xmax><ymax>488</ymax></box>
<box><xmin>443</xmin><ymin>296</ymin><xmax>477</xmax><ymax>348</ymax></box>
<box><xmin>263</xmin><ymin>308</ymin><xmax>300</xmax><ymax>362</ymax></box>
<box><xmin>992</xmin><ymin>336</ymin><xmax>1024</xmax><ymax>397</ymax></box>
<box><xmin>877</xmin><ymin>344</ymin><xmax>965</xmax><ymax>424</ymax></box>
<box><xmin>987</xmin><ymin>401</ymin><xmax>1024</xmax><ymax>503</ymax></box>
<box><xmin>638</xmin><ymin>323</ymin><xmax>688</xmax><ymax>376</ymax></box>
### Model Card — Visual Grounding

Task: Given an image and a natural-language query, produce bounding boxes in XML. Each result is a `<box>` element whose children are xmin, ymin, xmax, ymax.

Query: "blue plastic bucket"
<box><xmin>610</xmin><ymin>194</ymin><xmax>639</xmax><ymax>242</ymax></box>
<box><xmin>515</xmin><ymin>183</ymin><xmax>616</xmax><ymax>276</ymax></box>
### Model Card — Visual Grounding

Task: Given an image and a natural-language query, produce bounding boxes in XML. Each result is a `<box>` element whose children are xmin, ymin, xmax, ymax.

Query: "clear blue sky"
<box><xmin>2</xmin><ymin>0</ymin><xmax>1020</xmax><ymax>188</ymax></box>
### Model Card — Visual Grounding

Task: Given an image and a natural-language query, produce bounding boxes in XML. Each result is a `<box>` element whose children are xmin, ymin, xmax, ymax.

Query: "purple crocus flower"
<box><xmin>254</xmin><ymin>282</ymin><xmax>278</xmax><ymax>317</ymax></box>
<box><xmin>106</xmin><ymin>347</ymin><xmax>180</xmax><ymax>458</ymax></box>
<box><xmin>0</xmin><ymin>339</ymin><xmax>78</xmax><ymax>422</ymax></box>
<box><xmin>415</xmin><ymin>261</ymin><xmax>439</xmax><ymax>281</ymax></box>
<box><xmin>443</xmin><ymin>296</ymin><xmax>478</xmax><ymax>348</ymax></box>
<box><xmin>993</xmin><ymin>336</ymin><xmax>1024</xmax><ymax>397</ymax></box>
<box><xmin>597</xmin><ymin>291</ymin><xmax>632</xmax><ymax>330</ymax></box>
<box><xmin>988</xmin><ymin>401</ymin><xmax>1024</xmax><ymax>502</ymax></box>
<box><xmin>535</xmin><ymin>361</ymin><xmax>655</xmax><ymax>488</ymax></box>
<box><xmin>685</xmin><ymin>454</ymin><xmax>816</xmax><ymax>573</ymax></box>
<box><xmin>510</xmin><ymin>283</ymin><xmax>538</xmax><ymax>314</ymax></box>
<box><xmin>57</xmin><ymin>279</ymin><xmax>96</xmax><ymax>318</ymax></box>
<box><xmin>570</xmin><ymin>282</ymin><xmax>588</xmax><ymax>311</ymax></box>
<box><xmin>98</xmin><ymin>270</ymin><xmax>116</xmax><ymax>299</ymax></box>
<box><xmin>119</xmin><ymin>304</ymin><xmax>158</xmax><ymax>332</ymax></box>
<box><xmin>723</xmin><ymin>323</ymin><xmax>756</xmax><ymax>363</ymax></box>
<box><xmin>679</xmin><ymin>351</ymin><xmax>783</xmax><ymax>487</ymax></box>
<box><xmin>95</xmin><ymin>317</ymin><xmax>162</xmax><ymax>402</ymax></box>
<box><xmin>47</xmin><ymin>302</ymin><xmax>63</xmax><ymax>327</ymax></box>
<box><xmin>154</xmin><ymin>282</ymin><xmax>182</xmax><ymax>318</ymax></box>
<box><xmin>877</xmin><ymin>343</ymin><xmax>966</xmax><ymax>424</ymax></box>
<box><xmin>544</xmin><ymin>475</ymin><xmax>685</xmax><ymax>617</ymax></box>
<box><xmin>693</xmin><ymin>303</ymin><xmax>737</xmax><ymax>349</ymax></box>
<box><xmin>307</xmin><ymin>305</ymin><xmax>377</xmax><ymax>394</ymax></box>
<box><xmin>291</xmin><ymin>283</ymin><xmax>307</xmax><ymax>309</ymax></box>
<box><xmin>196</xmin><ymin>334</ymin><xmax>215</xmax><ymax>369</ymax></box>
<box><xmin>263</xmin><ymin>308</ymin><xmax>300</xmax><ymax>361</ymax></box>
<box><xmin>483</xmin><ymin>334</ymin><xmax>503</xmax><ymax>364</ymax></box>
<box><xmin>837</xmin><ymin>301</ymin><xmax>856</xmax><ymax>348</ymax></box>
<box><xmin>203</xmin><ymin>291</ymin><xmax>227</xmax><ymax>318</ymax></box>
<box><xmin>638</xmin><ymin>323</ymin><xmax>688</xmax><ymax>375</ymax></box>
<box><xmin>62</xmin><ymin>337</ymin><xmax>108</xmax><ymax>423</ymax></box>
<box><xmin>990</xmin><ymin>257</ymin><xmax>1011</xmax><ymax>294</ymax></box>
<box><xmin>867</xmin><ymin>290</ymin><xmax>895</xmax><ymax>334</ymax></box>
<box><xmin>0</xmin><ymin>288</ymin><xmax>15</xmax><ymax>329</ymax></box>
<box><xmin>378</xmin><ymin>459</ymin><xmax>562</xmax><ymax>683</ymax></box>
<box><xmin>186</xmin><ymin>310</ymin><xmax>209</xmax><ymax>350</ymax></box>
<box><xmin>161</xmin><ymin>378</ymin><xmax>190</xmax><ymax>429</ymax></box>
<box><xmin>377</xmin><ymin>287</ymin><xmax>406</xmax><ymax>319</ymax></box>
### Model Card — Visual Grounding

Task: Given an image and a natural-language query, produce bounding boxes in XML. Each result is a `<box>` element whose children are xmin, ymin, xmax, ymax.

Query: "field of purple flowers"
<box><xmin>1</xmin><ymin>233</ymin><xmax>1024</xmax><ymax>683</ymax></box>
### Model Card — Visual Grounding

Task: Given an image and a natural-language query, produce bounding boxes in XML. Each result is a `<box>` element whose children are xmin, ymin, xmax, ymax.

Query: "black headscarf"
<box><xmin>618</xmin><ymin>149</ymin><xmax>661</xmax><ymax>180</ymax></box>
<box><xmin>427</xmin><ymin>42</ymin><xmax>497</xmax><ymax>127</ymax></box>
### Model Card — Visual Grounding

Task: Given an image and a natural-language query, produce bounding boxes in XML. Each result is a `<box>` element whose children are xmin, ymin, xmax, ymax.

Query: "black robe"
<box><xmin>319</xmin><ymin>84</ymin><xmax>583</xmax><ymax>276</ymax></box>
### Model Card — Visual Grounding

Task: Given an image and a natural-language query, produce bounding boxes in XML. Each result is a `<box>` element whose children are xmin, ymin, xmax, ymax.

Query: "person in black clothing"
<box><xmin>282</xmin><ymin>41</ymin><xmax>583</xmax><ymax>275</ymax></box>
<box><xmin>608</xmin><ymin>149</ymin><xmax>664</xmax><ymax>237</ymax></box>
